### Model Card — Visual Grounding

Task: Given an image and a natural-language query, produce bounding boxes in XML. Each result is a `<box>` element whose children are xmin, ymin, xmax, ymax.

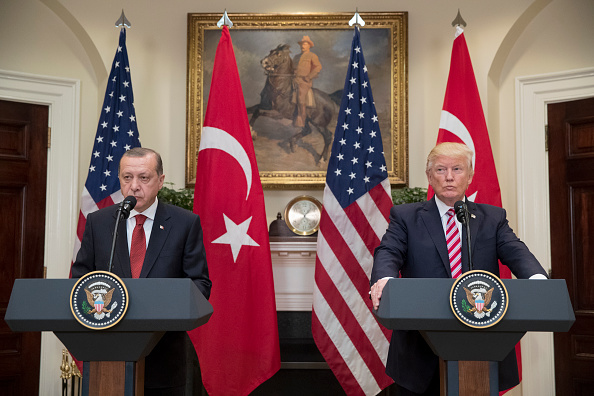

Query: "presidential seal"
<box><xmin>450</xmin><ymin>270</ymin><xmax>508</xmax><ymax>329</ymax></box>
<box><xmin>70</xmin><ymin>271</ymin><xmax>129</xmax><ymax>330</ymax></box>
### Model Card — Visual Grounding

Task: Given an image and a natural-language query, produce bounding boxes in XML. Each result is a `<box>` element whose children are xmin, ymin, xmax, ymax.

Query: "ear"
<box><xmin>158</xmin><ymin>174</ymin><xmax>165</xmax><ymax>190</ymax></box>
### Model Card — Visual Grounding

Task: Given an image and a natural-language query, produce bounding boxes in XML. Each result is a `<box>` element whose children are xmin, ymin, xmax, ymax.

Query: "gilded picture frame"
<box><xmin>186</xmin><ymin>12</ymin><xmax>408</xmax><ymax>188</ymax></box>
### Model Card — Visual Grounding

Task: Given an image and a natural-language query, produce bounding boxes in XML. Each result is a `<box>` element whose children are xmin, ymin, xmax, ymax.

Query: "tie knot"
<box><xmin>447</xmin><ymin>208</ymin><xmax>455</xmax><ymax>218</ymax></box>
<box><xmin>135</xmin><ymin>214</ymin><xmax>147</xmax><ymax>226</ymax></box>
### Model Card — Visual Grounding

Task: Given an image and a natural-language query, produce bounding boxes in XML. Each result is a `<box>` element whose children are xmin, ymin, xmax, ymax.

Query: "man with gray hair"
<box><xmin>370</xmin><ymin>142</ymin><xmax>547</xmax><ymax>396</ymax></box>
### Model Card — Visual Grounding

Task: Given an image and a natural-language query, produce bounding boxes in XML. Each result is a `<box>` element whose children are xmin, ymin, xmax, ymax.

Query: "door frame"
<box><xmin>515</xmin><ymin>67</ymin><xmax>594</xmax><ymax>395</ymax></box>
<box><xmin>0</xmin><ymin>69</ymin><xmax>80</xmax><ymax>395</ymax></box>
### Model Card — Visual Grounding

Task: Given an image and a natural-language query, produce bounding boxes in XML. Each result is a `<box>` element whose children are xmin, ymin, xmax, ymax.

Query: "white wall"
<box><xmin>1</xmin><ymin>0</ymin><xmax>593</xmax><ymax>394</ymax></box>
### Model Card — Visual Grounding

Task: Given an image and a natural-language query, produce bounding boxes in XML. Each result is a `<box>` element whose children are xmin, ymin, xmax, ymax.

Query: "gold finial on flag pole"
<box><xmin>349</xmin><ymin>8</ymin><xmax>366</xmax><ymax>27</ymax></box>
<box><xmin>115</xmin><ymin>9</ymin><xmax>131</xmax><ymax>29</ymax></box>
<box><xmin>451</xmin><ymin>9</ymin><xmax>467</xmax><ymax>28</ymax></box>
<box><xmin>217</xmin><ymin>9</ymin><xmax>233</xmax><ymax>28</ymax></box>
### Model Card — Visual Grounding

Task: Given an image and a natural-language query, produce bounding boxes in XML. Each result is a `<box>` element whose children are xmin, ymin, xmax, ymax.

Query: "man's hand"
<box><xmin>370</xmin><ymin>278</ymin><xmax>390</xmax><ymax>311</ymax></box>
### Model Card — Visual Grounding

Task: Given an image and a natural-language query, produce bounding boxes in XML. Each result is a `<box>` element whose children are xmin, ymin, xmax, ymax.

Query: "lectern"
<box><xmin>374</xmin><ymin>278</ymin><xmax>575</xmax><ymax>395</ymax></box>
<box><xmin>5</xmin><ymin>278</ymin><xmax>213</xmax><ymax>395</ymax></box>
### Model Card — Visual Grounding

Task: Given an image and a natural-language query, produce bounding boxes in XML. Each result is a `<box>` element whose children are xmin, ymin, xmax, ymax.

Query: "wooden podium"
<box><xmin>5</xmin><ymin>278</ymin><xmax>213</xmax><ymax>395</ymax></box>
<box><xmin>374</xmin><ymin>278</ymin><xmax>575</xmax><ymax>396</ymax></box>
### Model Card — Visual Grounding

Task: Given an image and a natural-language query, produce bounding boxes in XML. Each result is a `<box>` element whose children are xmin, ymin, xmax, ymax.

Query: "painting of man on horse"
<box><xmin>249</xmin><ymin>39</ymin><xmax>340</xmax><ymax>166</ymax></box>
<box><xmin>198</xmin><ymin>28</ymin><xmax>393</xmax><ymax>176</ymax></box>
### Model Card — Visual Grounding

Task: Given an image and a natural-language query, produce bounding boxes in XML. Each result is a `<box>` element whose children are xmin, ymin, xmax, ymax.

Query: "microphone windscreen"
<box><xmin>123</xmin><ymin>196</ymin><xmax>137</xmax><ymax>209</ymax></box>
<box><xmin>454</xmin><ymin>200</ymin><xmax>467</xmax><ymax>223</ymax></box>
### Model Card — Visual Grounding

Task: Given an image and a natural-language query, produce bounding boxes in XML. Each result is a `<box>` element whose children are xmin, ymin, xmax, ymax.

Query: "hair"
<box><xmin>120</xmin><ymin>147</ymin><xmax>163</xmax><ymax>175</ymax></box>
<box><xmin>425</xmin><ymin>142</ymin><xmax>474</xmax><ymax>176</ymax></box>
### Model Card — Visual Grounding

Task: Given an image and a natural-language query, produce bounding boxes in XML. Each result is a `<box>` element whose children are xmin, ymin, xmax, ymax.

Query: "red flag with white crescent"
<box><xmin>189</xmin><ymin>26</ymin><xmax>280</xmax><ymax>396</ymax></box>
<box><xmin>429</xmin><ymin>26</ymin><xmax>521</xmax><ymax>394</ymax></box>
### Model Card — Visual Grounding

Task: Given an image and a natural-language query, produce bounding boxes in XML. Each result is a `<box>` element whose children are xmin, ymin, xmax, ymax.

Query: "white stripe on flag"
<box><xmin>71</xmin><ymin>235</ymin><xmax>81</xmax><ymax>263</ymax></box>
<box><xmin>111</xmin><ymin>189</ymin><xmax>124</xmax><ymax>204</ymax></box>
<box><xmin>80</xmin><ymin>188</ymin><xmax>99</xmax><ymax>216</ymax></box>
<box><xmin>312</xmin><ymin>282</ymin><xmax>382</xmax><ymax>396</ymax></box>
<box><xmin>355</xmin><ymin>189</ymin><xmax>389</xmax><ymax>244</ymax></box>
<box><xmin>380</xmin><ymin>178</ymin><xmax>391</xmax><ymax>199</ymax></box>
<box><xmin>317</xmin><ymin>232</ymin><xmax>390</xmax><ymax>361</ymax></box>
<box><xmin>322</xmin><ymin>185</ymin><xmax>373</xmax><ymax>268</ymax></box>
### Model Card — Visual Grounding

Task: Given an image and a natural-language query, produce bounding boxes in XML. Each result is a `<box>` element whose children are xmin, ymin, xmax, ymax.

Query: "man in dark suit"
<box><xmin>370</xmin><ymin>142</ymin><xmax>547</xmax><ymax>396</ymax></box>
<box><xmin>72</xmin><ymin>147</ymin><xmax>211</xmax><ymax>395</ymax></box>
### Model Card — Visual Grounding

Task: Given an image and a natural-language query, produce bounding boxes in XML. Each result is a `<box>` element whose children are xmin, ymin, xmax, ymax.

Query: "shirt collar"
<box><xmin>434</xmin><ymin>196</ymin><xmax>466</xmax><ymax>218</ymax></box>
<box><xmin>130</xmin><ymin>197</ymin><xmax>158</xmax><ymax>221</ymax></box>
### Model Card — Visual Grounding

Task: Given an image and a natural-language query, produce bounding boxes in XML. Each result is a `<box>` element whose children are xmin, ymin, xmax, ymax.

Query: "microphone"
<box><xmin>108</xmin><ymin>196</ymin><xmax>136</xmax><ymax>272</ymax></box>
<box><xmin>453</xmin><ymin>200</ymin><xmax>473</xmax><ymax>272</ymax></box>
<box><xmin>454</xmin><ymin>200</ymin><xmax>467</xmax><ymax>224</ymax></box>
<box><xmin>118</xmin><ymin>196</ymin><xmax>137</xmax><ymax>220</ymax></box>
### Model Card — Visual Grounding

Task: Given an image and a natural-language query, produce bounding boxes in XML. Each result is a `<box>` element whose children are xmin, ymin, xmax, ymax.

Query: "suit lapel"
<box><xmin>419</xmin><ymin>197</ymin><xmax>451</xmax><ymax>275</ymax></box>
<box><xmin>140</xmin><ymin>202</ymin><xmax>171</xmax><ymax>278</ymax></box>
<box><xmin>112</xmin><ymin>209</ymin><xmax>132</xmax><ymax>278</ymax></box>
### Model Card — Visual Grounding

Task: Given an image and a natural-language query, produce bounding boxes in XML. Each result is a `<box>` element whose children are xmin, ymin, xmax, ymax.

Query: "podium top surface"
<box><xmin>5</xmin><ymin>278</ymin><xmax>213</xmax><ymax>333</ymax></box>
<box><xmin>375</xmin><ymin>278</ymin><xmax>574</xmax><ymax>333</ymax></box>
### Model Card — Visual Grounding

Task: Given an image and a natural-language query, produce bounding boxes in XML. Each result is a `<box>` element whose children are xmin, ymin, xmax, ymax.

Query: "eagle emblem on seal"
<box><xmin>463</xmin><ymin>282</ymin><xmax>497</xmax><ymax>319</ymax></box>
<box><xmin>82</xmin><ymin>281</ymin><xmax>118</xmax><ymax>320</ymax></box>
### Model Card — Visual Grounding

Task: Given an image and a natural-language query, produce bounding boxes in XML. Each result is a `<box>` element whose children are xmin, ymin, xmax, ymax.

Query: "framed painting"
<box><xmin>186</xmin><ymin>12</ymin><xmax>408</xmax><ymax>188</ymax></box>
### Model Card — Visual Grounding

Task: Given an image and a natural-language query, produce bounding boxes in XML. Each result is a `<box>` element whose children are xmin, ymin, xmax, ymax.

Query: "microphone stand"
<box><xmin>464</xmin><ymin>211</ymin><xmax>473</xmax><ymax>272</ymax></box>
<box><xmin>107</xmin><ymin>207</ymin><xmax>123</xmax><ymax>272</ymax></box>
<box><xmin>108</xmin><ymin>204</ymin><xmax>128</xmax><ymax>273</ymax></box>
<box><xmin>455</xmin><ymin>201</ymin><xmax>473</xmax><ymax>273</ymax></box>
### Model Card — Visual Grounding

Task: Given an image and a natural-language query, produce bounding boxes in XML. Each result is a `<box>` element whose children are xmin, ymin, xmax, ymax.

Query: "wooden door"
<box><xmin>548</xmin><ymin>96</ymin><xmax>594</xmax><ymax>395</ymax></box>
<box><xmin>0</xmin><ymin>99</ymin><xmax>48</xmax><ymax>395</ymax></box>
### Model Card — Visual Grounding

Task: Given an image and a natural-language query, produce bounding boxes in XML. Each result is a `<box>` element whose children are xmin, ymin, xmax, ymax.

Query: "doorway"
<box><xmin>547</xmin><ymin>97</ymin><xmax>594</xmax><ymax>395</ymax></box>
<box><xmin>516</xmin><ymin>67</ymin><xmax>594</xmax><ymax>395</ymax></box>
<box><xmin>0</xmin><ymin>99</ymin><xmax>48</xmax><ymax>395</ymax></box>
<box><xmin>0</xmin><ymin>69</ymin><xmax>80</xmax><ymax>393</ymax></box>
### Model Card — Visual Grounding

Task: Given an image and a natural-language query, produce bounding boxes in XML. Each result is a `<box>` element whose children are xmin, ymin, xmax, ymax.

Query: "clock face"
<box><xmin>285</xmin><ymin>196</ymin><xmax>322</xmax><ymax>235</ymax></box>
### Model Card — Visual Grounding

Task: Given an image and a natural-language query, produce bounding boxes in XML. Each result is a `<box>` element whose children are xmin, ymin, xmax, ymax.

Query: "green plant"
<box><xmin>391</xmin><ymin>187</ymin><xmax>428</xmax><ymax>205</ymax></box>
<box><xmin>157</xmin><ymin>182</ymin><xmax>194</xmax><ymax>211</ymax></box>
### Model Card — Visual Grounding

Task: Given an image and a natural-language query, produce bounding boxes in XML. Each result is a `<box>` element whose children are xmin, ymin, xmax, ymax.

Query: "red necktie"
<box><xmin>446</xmin><ymin>209</ymin><xmax>462</xmax><ymax>278</ymax></box>
<box><xmin>130</xmin><ymin>214</ymin><xmax>147</xmax><ymax>278</ymax></box>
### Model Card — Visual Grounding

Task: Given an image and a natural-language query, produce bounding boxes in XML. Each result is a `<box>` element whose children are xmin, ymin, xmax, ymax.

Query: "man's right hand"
<box><xmin>370</xmin><ymin>278</ymin><xmax>390</xmax><ymax>311</ymax></box>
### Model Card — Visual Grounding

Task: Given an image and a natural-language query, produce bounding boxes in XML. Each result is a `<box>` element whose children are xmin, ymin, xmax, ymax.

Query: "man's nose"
<box><xmin>445</xmin><ymin>169</ymin><xmax>454</xmax><ymax>180</ymax></box>
<box><xmin>129</xmin><ymin>178</ymin><xmax>140</xmax><ymax>190</ymax></box>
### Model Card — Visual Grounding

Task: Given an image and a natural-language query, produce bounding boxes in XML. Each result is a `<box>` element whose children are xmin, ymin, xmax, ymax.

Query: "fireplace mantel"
<box><xmin>270</xmin><ymin>238</ymin><xmax>317</xmax><ymax>311</ymax></box>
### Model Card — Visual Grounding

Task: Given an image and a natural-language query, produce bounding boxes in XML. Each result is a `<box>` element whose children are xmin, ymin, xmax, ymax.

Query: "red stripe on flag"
<box><xmin>344</xmin><ymin>203</ymin><xmax>380</xmax><ymax>256</ymax></box>
<box><xmin>319</xmin><ymin>210</ymin><xmax>373</xmax><ymax>300</ymax></box>
<box><xmin>314</xmin><ymin>257</ymin><xmax>394</xmax><ymax>387</ymax></box>
<box><xmin>312</xmin><ymin>310</ymin><xmax>366</xmax><ymax>396</ymax></box>
<box><xmin>368</xmin><ymin>183</ymin><xmax>393</xmax><ymax>223</ymax></box>
<box><xmin>96</xmin><ymin>196</ymin><xmax>115</xmax><ymax>210</ymax></box>
<box><xmin>76</xmin><ymin>211</ymin><xmax>86</xmax><ymax>241</ymax></box>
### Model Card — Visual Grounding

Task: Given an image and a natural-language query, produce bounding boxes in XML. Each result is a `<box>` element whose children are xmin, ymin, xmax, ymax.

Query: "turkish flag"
<box><xmin>429</xmin><ymin>27</ymin><xmax>520</xmax><ymax>394</ymax></box>
<box><xmin>190</xmin><ymin>26</ymin><xmax>280</xmax><ymax>395</ymax></box>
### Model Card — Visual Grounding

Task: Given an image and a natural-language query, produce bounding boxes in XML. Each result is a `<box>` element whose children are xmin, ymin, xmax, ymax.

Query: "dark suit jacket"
<box><xmin>371</xmin><ymin>197</ymin><xmax>547</xmax><ymax>393</ymax></box>
<box><xmin>72</xmin><ymin>201</ymin><xmax>211</xmax><ymax>390</ymax></box>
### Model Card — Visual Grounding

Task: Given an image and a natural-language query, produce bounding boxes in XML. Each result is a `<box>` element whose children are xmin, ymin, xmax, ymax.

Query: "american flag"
<box><xmin>71</xmin><ymin>28</ymin><xmax>141</xmax><ymax>265</ymax></box>
<box><xmin>312</xmin><ymin>27</ymin><xmax>394</xmax><ymax>395</ymax></box>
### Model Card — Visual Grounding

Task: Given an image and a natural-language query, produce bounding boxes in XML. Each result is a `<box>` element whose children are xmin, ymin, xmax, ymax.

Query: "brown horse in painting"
<box><xmin>249</xmin><ymin>44</ymin><xmax>339</xmax><ymax>164</ymax></box>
